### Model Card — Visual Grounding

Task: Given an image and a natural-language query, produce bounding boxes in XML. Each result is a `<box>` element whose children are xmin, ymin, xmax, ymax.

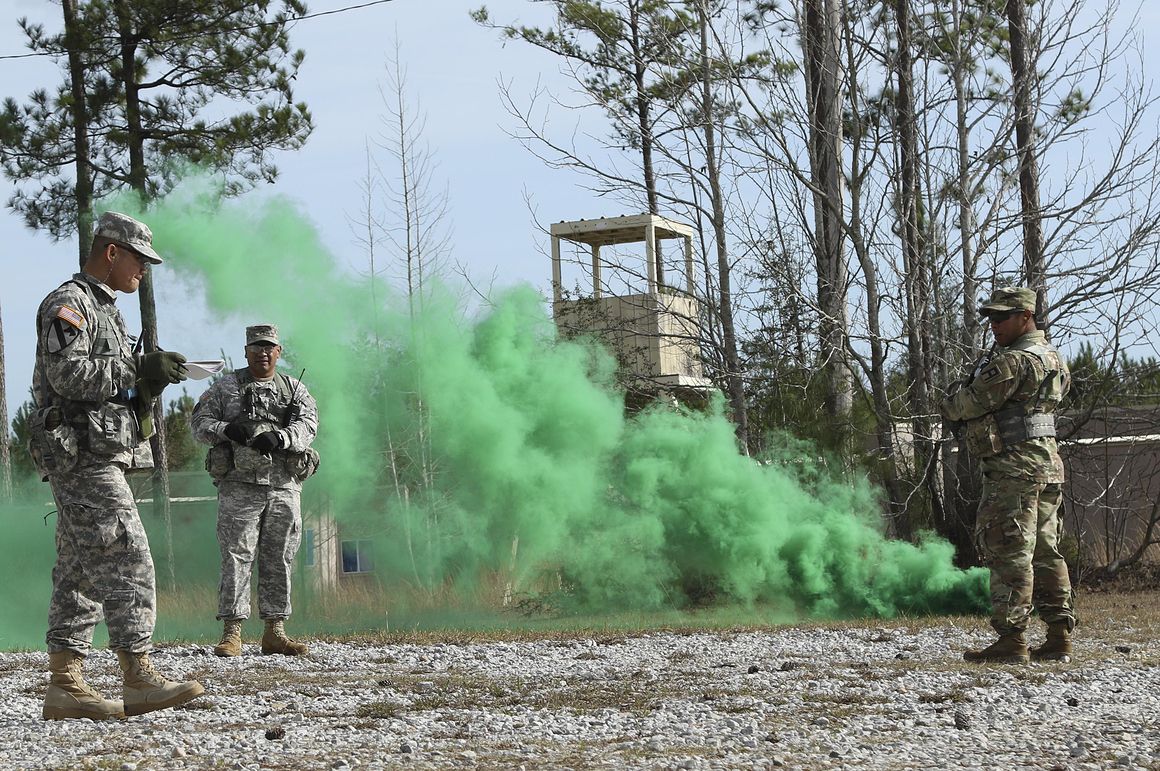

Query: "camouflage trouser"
<box><xmin>46</xmin><ymin>463</ymin><xmax>156</xmax><ymax>654</ymax></box>
<box><xmin>216</xmin><ymin>481</ymin><xmax>301</xmax><ymax>621</ymax></box>
<box><xmin>976</xmin><ymin>474</ymin><xmax>1075</xmax><ymax>636</ymax></box>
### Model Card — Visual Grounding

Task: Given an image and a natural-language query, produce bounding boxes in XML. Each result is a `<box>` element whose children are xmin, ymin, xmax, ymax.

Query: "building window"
<box><xmin>341</xmin><ymin>539</ymin><xmax>374</xmax><ymax>574</ymax></box>
<box><xmin>303</xmin><ymin>528</ymin><xmax>315</xmax><ymax>568</ymax></box>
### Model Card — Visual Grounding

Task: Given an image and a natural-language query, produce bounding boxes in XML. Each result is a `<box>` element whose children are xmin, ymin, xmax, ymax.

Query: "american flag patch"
<box><xmin>55</xmin><ymin>305</ymin><xmax>86</xmax><ymax>330</ymax></box>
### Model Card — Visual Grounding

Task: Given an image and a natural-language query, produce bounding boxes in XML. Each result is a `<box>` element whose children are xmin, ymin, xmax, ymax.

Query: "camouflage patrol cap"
<box><xmin>94</xmin><ymin>211</ymin><xmax>163</xmax><ymax>264</ymax></box>
<box><xmin>979</xmin><ymin>286</ymin><xmax>1037</xmax><ymax>316</ymax></box>
<box><xmin>246</xmin><ymin>324</ymin><xmax>280</xmax><ymax>346</ymax></box>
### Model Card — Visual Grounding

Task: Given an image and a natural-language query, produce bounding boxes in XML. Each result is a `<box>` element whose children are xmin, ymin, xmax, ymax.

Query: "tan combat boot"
<box><xmin>213</xmin><ymin>619</ymin><xmax>244</xmax><ymax>657</ymax></box>
<box><xmin>261</xmin><ymin>619</ymin><xmax>309</xmax><ymax>656</ymax></box>
<box><xmin>42</xmin><ymin>651</ymin><xmax>125</xmax><ymax>721</ymax></box>
<box><xmin>963</xmin><ymin>632</ymin><xmax>1029</xmax><ymax>664</ymax></box>
<box><xmin>1030</xmin><ymin>621</ymin><xmax>1073</xmax><ymax>662</ymax></box>
<box><xmin>116</xmin><ymin>650</ymin><xmax>205</xmax><ymax>716</ymax></box>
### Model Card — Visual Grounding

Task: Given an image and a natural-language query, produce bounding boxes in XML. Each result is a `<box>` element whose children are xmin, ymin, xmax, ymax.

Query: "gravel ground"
<box><xmin>2</xmin><ymin>609</ymin><xmax>1159</xmax><ymax>770</ymax></box>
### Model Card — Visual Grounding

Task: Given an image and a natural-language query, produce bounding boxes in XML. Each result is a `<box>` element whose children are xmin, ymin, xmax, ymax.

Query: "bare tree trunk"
<box><xmin>802</xmin><ymin>0</ymin><xmax>852</xmax><ymax>426</ymax></box>
<box><xmin>1005</xmin><ymin>0</ymin><xmax>1047</xmax><ymax>319</ymax></box>
<box><xmin>951</xmin><ymin>0</ymin><xmax>981</xmax><ymax>355</ymax></box>
<box><xmin>62</xmin><ymin>0</ymin><xmax>93</xmax><ymax>270</ymax></box>
<box><xmin>115</xmin><ymin>0</ymin><xmax>173</xmax><ymax>589</ymax></box>
<box><xmin>629</xmin><ymin>0</ymin><xmax>663</xmax><ymax>286</ymax></box>
<box><xmin>698</xmin><ymin>2</ymin><xmax>748</xmax><ymax>451</ymax></box>
<box><xmin>835</xmin><ymin>7</ymin><xmax>906</xmax><ymax>521</ymax></box>
<box><xmin>892</xmin><ymin>0</ymin><xmax>941</xmax><ymax>536</ymax></box>
<box><xmin>943</xmin><ymin>0</ymin><xmax>984</xmax><ymax>566</ymax></box>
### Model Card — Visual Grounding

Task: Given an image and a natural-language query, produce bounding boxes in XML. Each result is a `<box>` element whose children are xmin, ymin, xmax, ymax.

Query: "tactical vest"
<box><xmin>965</xmin><ymin>340</ymin><xmax>1068</xmax><ymax>459</ymax></box>
<box><xmin>34</xmin><ymin>279</ymin><xmax>130</xmax><ymax>410</ymax></box>
<box><xmin>205</xmin><ymin>369</ymin><xmax>319</xmax><ymax>484</ymax></box>
<box><xmin>234</xmin><ymin>367</ymin><xmax>295</xmax><ymax>432</ymax></box>
<box><xmin>28</xmin><ymin>278</ymin><xmax>139</xmax><ymax>477</ymax></box>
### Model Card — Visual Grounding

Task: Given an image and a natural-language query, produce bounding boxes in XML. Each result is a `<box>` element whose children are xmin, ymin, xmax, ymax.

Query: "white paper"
<box><xmin>185</xmin><ymin>360</ymin><xmax>227</xmax><ymax>381</ymax></box>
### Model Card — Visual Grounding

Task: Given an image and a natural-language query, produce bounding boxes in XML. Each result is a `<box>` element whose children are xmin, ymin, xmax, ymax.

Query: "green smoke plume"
<box><xmin>0</xmin><ymin>492</ymin><xmax>58</xmax><ymax>650</ymax></box>
<box><xmin>87</xmin><ymin>179</ymin><xmax>988</xmax><ymax>624</ymax></box>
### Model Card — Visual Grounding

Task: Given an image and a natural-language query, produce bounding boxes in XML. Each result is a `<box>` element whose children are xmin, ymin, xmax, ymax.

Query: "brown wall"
<box><xmin>1059</xmin><ymin>407</ymin><xmax>1160</xmax><ymax>569</ymax></box>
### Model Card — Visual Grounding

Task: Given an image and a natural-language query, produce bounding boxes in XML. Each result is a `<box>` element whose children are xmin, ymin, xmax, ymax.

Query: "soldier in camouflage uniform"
<box><xmin>191</xmin><ymin>324</ymin><xmax>319</xmax><ymax>657</ymax></box>
<box><xmin>941</xmin><ymin>286</ymin><xmax>1075</xmax><ymax>664</ymax></box>
<box><xmin>31</xmin><ymin>212</ymin><xmax>205</xmax><ymax>720</ymax></box>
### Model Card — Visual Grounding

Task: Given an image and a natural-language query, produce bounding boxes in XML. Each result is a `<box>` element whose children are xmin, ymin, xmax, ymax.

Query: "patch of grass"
<box><xmin>535</xmin><ymin>678</ymin><xmax>667</xmax><ymax>713</ymax></box>
<box><xmin>354</xmin><ymin>700</ymin><xmax>402</xmax><ymax>719</ymax></box>
<box><xmin>409</xmin><ymin>692</ymin><xmax>458</xmax><ymax>711</ymax></box>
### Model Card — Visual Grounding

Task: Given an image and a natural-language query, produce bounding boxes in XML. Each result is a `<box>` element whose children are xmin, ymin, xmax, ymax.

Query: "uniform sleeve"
<box><xmin>39</xmin><ymin>291</ymin><xmax>135</xmax><ymax>402</ymax></box>
<box><xmin>280</xmin><ymin>382</ymin><xmax>318</xmax><ymax>453</ymax></box>
<box><xmin>940</xmin><ymin>352</ymin><xmax>1024</xmax><ymax>422</ymax></box>
<box><xmin>190</xmin><ymin>381</ymin><xmax>230</xmax><ymax>445</ymax></box>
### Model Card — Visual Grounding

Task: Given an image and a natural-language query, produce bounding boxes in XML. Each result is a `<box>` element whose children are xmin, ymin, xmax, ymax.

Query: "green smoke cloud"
<box><xmin>89</xmin><ymin>179</ymin><xmax>988</xmax><ymax>624</ymax></box>
<box><xmin>0</xmin><ymin>493</ymin><xmax>58</xmax><ymax>650</ymax></box>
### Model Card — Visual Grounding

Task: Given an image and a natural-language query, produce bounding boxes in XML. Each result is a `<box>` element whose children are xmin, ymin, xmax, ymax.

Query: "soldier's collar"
<box><xmin>1008</xmin><ymin>329</ymin><xmax>1047</xmax><ymax>349</ymax></box>
<box><xmin>75</xmin><ymin>271</ymin><xmax>118</xmax><ymax>303</ymax></box>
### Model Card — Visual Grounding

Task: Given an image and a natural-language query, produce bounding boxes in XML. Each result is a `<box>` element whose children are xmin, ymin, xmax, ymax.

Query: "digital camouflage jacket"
<box><xmin>32</xmin><ymin>272</ymin><xmax>152</xmax><ymax>471</ymax></box>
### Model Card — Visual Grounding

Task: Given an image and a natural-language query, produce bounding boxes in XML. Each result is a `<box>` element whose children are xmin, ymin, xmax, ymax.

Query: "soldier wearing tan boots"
<box><xmin>941</xmin><ymin>286</ymin><xmax>1075</xmax><ymax>664</ymax></box>
<box><xmin>191</xmin><ymin>324</ymin><xmax>319</xmax><ymax>657</ymax></box>
<box><xmin>30</xmin><ymin>212</ymin><xmax>205</xmax><ymax>720</ymax></box>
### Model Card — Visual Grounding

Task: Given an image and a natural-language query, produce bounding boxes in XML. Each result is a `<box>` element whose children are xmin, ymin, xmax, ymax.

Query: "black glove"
<box><xmin>139</xmin><ymin>350</ymin><xmax>188</xmax><ymax>389</ymax></box>
<box><xmin>224</xmin><ymin>421</ymin><xmax>251</xmax><ymax>445</ymax></box>
<box><xmin>250</xmin><ymin>431</ymin><xmax>283</xmax><ymax>454</ymax></box>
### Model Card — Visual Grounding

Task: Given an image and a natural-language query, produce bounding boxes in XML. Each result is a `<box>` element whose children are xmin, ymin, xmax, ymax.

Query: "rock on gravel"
<box><xmin>0</xmin><ymin>623</ymin><xmax>1158</xmax><ymax>770</ymax></box>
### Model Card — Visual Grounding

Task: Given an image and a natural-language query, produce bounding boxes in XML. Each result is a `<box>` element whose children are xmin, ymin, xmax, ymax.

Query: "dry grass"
<box><xmin>151</xmin><ymin>574</ymin><xmax>1160</xmax><ymax>657</ymax></box>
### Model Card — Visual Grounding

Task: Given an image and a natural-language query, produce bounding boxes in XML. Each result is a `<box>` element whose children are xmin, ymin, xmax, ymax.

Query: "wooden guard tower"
<box><xmin>550</xmin><ymin>214</ymin><xmax>712</xmax><ymax>406</ymax></box>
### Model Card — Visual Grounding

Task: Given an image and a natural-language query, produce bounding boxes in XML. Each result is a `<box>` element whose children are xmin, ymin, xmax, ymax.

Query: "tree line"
<box><xmin>4</xmin><ymin>0</ymin><xmax>1160</xmax><ymax>579</ymax></box>
<box><xmin>472</xmin><ymin>0</ymin><xmax>1160</xmax><ymax>576</ymax></box>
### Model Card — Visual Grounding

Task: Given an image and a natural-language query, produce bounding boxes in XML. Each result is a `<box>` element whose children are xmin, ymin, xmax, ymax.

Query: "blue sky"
<box><xmin>0</xmin><ymin>0</ymin><xmax>601</xmax><ymax>419</ymax></box>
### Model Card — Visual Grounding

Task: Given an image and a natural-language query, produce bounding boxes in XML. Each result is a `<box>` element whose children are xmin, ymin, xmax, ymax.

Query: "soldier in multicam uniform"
<box><xmin>191</xmin><ymin>324</ymin><xmax>319</xmax><ymax>657</ymax></box>
<box><xmin>941</xmin><ymin>286</ymin><xmax>1075</xmax><ymax>664</ymax></box>
<box><xmin>30</xmin><ymin>212</ymin><xmax>206</xmax><ymax>720</ymax></box>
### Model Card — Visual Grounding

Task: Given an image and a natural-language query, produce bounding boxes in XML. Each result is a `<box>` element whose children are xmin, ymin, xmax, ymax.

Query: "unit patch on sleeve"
<box><xmin>980</xmin><ymin>366</ymin><xmax>1001</xmax><ymax>384</ymax></box>
<box><xmin>45</xmin><ymin>317</ymin><xmax>82</xmax><ymax>353</ymax></box>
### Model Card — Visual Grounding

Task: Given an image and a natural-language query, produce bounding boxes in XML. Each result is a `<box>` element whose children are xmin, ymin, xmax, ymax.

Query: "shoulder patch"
<box><xmin>45</xmin><ymin>318</ymin><xmax>82</xmax><ymax>354</ymax></box>
<box><xmin>980</xmin><ymin>366</ymin><xmax>1002</xmax><ymax>384</ymax></box>
<box><xmin>55</xmin><ymin>305</ymin><xmax>86</xmax><ymax>330</ymax></box>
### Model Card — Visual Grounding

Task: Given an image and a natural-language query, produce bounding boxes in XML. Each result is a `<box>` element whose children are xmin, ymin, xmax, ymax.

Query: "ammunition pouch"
<box><xmin>27</xmin><ymin>406</ymin><xmax>79</xmax><ymax>480</ymax></box>
<box><xmin>232</xmin><ymin>445</ymin><xmax>268</xmax><ymax>473</ymax></box>
<box><xmin>85</xmin><ymin>402</ymin><xmax>138</xmax><ymax>455</ymax></box>
<box><xmin>995</xmin><ymin>408</ymin><xmax>1056</xmax><ymax>444</ymax></box>
<box><xmin>964</xmin><ymin>414</ymin><xmax>1005</xmax><ymax>458</ymax></box>
<box><xmin>205</xmin><ymin>442</ymin><xmax>234</xmax><ymax>482</ymax></box>
<box><xmin>286</xmin><ymin>447</ymin><xmax>321</xmax><ymax>482</ymax></box>
<box><xmin>205</xmin><ymin>441</ymin><xmax>319</xmax><ymax>484</ymax></box>
<box><xmin>964</xmin><ymin>408</ymin><xmax>1056</xmax><ymax>459</ymax></box>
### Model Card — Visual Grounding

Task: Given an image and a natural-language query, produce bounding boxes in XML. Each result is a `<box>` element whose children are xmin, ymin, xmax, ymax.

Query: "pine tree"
<box><xmin>1</xmin><ymin>0</ymin><xmax>314</xmax><ymax>521</ymax></box>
